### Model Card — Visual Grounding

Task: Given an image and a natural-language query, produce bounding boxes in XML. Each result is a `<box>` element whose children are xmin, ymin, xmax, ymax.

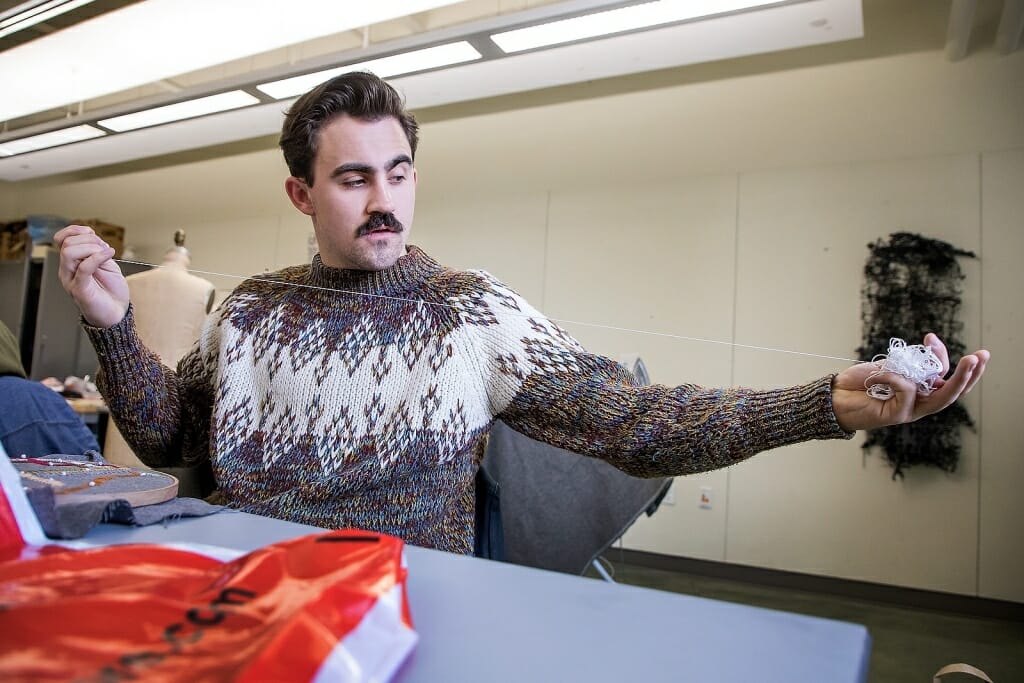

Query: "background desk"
<box><xmin>66</xmin><ymin>396</ymin><xmax>108</xmax><ymax>446</ymax></box>
<box><xmin>86</xmin><ymin>512</ymin><xmax>871</xmax><ymax>683</ymax></box>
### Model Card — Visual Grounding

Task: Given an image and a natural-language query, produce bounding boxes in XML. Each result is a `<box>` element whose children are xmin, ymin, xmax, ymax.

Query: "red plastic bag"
<box><xmin>0</xmin><ymin>451</ymin><xmax>417</xmax><ymax>682</ymax></box>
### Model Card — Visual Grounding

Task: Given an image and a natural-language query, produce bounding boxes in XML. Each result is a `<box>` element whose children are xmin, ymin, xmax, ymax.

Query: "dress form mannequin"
<box><xmin>104</xmin><ymin>231</ymin><xmax>215</xmax><ymax>467</ymax></box>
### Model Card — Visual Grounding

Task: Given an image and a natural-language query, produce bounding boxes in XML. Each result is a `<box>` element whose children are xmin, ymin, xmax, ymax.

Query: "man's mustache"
<box><xmin>356</xmin><ymin>213</ymin><xmax>404</xmax><ymax>236</ymax></box>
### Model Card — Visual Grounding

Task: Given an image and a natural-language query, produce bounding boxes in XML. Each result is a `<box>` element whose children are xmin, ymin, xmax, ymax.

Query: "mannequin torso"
<box><xmin>126</xmin><ymin>248</ymin><xmax>215</xmax><ymax>367</ymax></box>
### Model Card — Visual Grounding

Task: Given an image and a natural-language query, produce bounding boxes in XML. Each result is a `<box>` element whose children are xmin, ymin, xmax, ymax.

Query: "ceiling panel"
<box><xmin>0</xmin><ymin>0</ymin><xmax>869</xmax><ymax>180</ymax></box>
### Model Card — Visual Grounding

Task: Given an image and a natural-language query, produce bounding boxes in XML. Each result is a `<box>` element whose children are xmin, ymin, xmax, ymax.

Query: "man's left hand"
<box><xmin>831</xmin><ymin>333</ymin><xmax>989</xmax><ymax>432</ymax></box>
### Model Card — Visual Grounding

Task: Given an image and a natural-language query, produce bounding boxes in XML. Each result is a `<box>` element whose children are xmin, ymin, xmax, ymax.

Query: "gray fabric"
<box><xmin>483</xmin><ymin>420</ymin><xmax>670</xmax><ymax>575</ymax></box>
<box><xmin>113</xmin><ymin>496</ymin><xmax>223</xmax><ymax>526</ymax></box>
<box><xmin>24</xmin><ymin>484</ymin><xmax>223</xmax><ymax>539</ymax></box>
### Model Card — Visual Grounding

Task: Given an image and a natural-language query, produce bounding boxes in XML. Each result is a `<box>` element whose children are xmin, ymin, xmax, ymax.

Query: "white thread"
<box><xmin>865</xmin><ymin>337</ymin><xmax>943</xmax><ymax>401</ymax></box>
<box><xmin>115</xmin><ymin>258</ymin><xmax>867</xmax><ymax>365</ymax></box>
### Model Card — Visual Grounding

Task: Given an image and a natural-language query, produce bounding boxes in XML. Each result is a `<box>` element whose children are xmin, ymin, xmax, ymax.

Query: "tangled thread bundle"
<box><xmin>865</xmin><ymin>338</ymin><xmax>943</xmax><ymax>400</ymax></box>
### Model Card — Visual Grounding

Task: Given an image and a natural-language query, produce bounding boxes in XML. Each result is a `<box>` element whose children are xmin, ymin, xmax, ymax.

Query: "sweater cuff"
<box><xmin>82</xmin><ymin>305</ymin><xmax>142</xmax><ymax>364</ymax></box>
<box><xmin>753</xmin><ymin>375</ymin><xmax>855</xmax><ymax>449</ymax></box>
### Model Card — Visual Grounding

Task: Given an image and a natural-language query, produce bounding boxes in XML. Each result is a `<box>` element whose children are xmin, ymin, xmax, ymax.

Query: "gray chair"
<box><xmin>478</xmin><ymin>356</ymin><xmax>671</xmax><ymax>577</ymax></box>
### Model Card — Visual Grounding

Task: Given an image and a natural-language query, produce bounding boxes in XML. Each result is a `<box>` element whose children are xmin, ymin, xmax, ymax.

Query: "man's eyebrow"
<box><xmin>386</xmin><ymin>154</ymin><xmax>413</xmax><ymax>171</ymax></box>
<box><xmin>330</xmin><ymin>155</ymin><xmax>413</xmax><ymax>179</ymax></box>
<box><xmin>330</xmin><ymin>162</ymin><xmax>372</xmax><ymax>178</ymax></box>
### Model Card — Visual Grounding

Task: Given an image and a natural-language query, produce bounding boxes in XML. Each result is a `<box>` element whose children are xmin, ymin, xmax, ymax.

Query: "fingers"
<box><xmin>54</xmin><ymin>224</ymin><xmax>96</xmax><ymax>248</ymax></box>
<box><xmin>53</xmin><ymin>225</ymin><xmax>128</xmax><ymax>329</ymax></box>
<box><xmin>73</xmin><ymin>246</ymin><xmax>117</xmax><ymax>288</ymax></box>
<box><xmin>58</xmin><ymin>231</ymin><xmax>114</xmax><ymax>288</ymax></box>
<box><xmin>915</xmin><ymin>354</ymin><xmax>979</xmax><ymax>420</ymax></box>
<box><xmin>923</xmin><ymin>332</ymin><xmax>950</xmax><ymax>375</ymax></box>
<box><xmin>960</xmin><ymin>350</ymin><xmax>989</xmax><ymax>395</ymax></box>
<box><xmin>865</xmin><ymin>371</ymin><xmax>917</xmax><ymax>423</ymax></box>
<box><xmin>924</xmin><ymin>346</ymin><xmax>988</xmax><ymax>392</ymax></box>
<box><xmin>60</xmin><ymin>236</ymin><xmax>113</xmax><ymax>267</ymax></box>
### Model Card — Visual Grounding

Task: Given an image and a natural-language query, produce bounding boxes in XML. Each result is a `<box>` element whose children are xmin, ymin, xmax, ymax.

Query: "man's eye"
<box><xmin>342</xmin><ymin>178</ymin><xmax>365</xmax><ymax>188</ymax></box>
<box><xmin>389</xmin><ymin>174</ymin><xmax>406</xmax><ymax>184</ymax></box>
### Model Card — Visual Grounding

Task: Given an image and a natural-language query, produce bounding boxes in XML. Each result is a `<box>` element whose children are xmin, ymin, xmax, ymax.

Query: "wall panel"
<box><xmin>978</xmin><ymin>149</ymin><xmax>1024</xmax><ymax>603</ymax></box>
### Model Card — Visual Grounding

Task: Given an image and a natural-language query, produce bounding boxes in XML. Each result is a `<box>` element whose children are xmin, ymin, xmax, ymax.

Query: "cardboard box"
<box><xmin>0</xmin><ymin>221</ymin><xmax>28</xmax><ymax>262</ymax></box>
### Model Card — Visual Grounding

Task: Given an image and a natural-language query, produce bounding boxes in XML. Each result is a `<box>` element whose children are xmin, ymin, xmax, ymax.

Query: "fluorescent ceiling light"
<box><xmin>0</xmin><ymin>0</ymin><xmax>864</xmax><ymax>180</ymax></box>
<box><xmin>257</xmin><ymin>41</ymin><xmax>483</xmax><ymax>100</ymax></box>
<box><xmin>0</xmin><ymin>0</ymin><xmax>464</xmax><ymax>122</ymax></box>
<box><xmin>0</xmin><ymin>124</ymin><xmax>105</xmax><ymax>157</ymax></box>
<box><xmin>491</xmin><ymin>0</ymin><xmax>784</xmax><ymax>53</ymax></box>
<box><xmin>98</xmin><ymin>91</ymin><xmax>260</xmax><ymax>132</ymax></box>
<box><xmin>0</xmin><ymin>0</ymin><xmax>97</xmax><ymax>39</ymax></box>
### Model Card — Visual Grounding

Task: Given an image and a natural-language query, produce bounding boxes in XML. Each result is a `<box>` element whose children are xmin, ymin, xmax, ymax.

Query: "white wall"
<box><xmin>0</xmin><ymin>183</ymin><xmax>15</xmax><ymax>219</ymax></box>
<box><xmin>978</xmin><ymin>148</ymin><xmax>1024</xmax><ymax>603</ymax></box>
<box><xmin>723</xmin><ymin>155</ymin><xmax>983</xmax><ymax>594</ymax></box>
<box><xmin>5</xmin><ymin>148</ymin><xmax>306</xmax><ymax>301</ymax></box>
<box><xmin>6</xmin><ymin>48</ymin><xmax>1023</xmax><ymax>601</ymax></box>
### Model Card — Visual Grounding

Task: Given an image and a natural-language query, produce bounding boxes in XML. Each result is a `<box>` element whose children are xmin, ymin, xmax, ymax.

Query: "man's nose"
<box><xmin>367</xmin><ymin>178</ymin><xmax>395</xmax><ymax>214</ymax></box>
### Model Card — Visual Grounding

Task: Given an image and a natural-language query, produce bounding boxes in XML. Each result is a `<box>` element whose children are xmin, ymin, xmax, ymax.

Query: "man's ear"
<box><xmin>284</xmin><ymin>176</ymin><xmax>315</xmax><ymax>215</ymax></box>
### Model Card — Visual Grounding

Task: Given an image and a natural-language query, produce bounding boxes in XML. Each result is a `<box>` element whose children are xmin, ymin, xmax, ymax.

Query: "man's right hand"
<box><xmin>54</xmin><ymin>225</ymin><xmax>129</xmax><ymax>329</ymax></box>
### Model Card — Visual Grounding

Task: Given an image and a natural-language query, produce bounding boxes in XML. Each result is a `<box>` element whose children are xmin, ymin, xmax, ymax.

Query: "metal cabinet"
<box><xmin>0</xmin><ymin>248</ymin><xmax>149</xmax><ymax>380</ymax></box>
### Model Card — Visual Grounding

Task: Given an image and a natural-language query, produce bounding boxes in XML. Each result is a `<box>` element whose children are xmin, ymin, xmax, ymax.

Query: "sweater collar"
<box><xmin>307</xmin><ymin>245</ymin><xmax>442</xmax><ymax>297</ymax></box>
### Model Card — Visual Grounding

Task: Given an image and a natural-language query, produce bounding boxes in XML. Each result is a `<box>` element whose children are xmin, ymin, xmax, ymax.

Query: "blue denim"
<box><xmin>0</xmin><ymin>375</ymin><xmax>101</xmax><ymax>458</ymax></box>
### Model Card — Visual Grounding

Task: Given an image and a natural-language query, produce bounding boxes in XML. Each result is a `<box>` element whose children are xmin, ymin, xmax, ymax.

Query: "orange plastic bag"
<box><xmin>0</xmin><ymin>452</ymin><xmax>417</xmax><ymax>682</ymax></box>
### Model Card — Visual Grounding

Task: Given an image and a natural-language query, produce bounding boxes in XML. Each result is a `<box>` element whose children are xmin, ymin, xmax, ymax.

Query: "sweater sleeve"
<box><xmin>468</xmin><ymin>273</ymin><xmax>853</xmax><ymax>478</ymax></box>
<box><xmin>83</xmin><ymin>305</ymin><xmax>217</xmax><ymax>469</ymax></box>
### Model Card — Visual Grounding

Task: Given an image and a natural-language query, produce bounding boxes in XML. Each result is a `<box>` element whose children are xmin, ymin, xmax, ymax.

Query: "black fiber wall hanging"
<box><xmin>856</xmin><ymin>232</ymin><xmax>976</xmax><ymax>479</ymax></box>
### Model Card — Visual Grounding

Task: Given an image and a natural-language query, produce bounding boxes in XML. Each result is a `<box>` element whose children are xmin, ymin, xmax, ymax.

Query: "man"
<box><xmin>54</xmin><ymin>72</ymin><xmax>989</xmax><ymax>555</ymax></box>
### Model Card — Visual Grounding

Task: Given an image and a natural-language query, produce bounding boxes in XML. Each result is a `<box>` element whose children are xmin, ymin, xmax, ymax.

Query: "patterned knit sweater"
<box><xmin>86</xmin><ymin>246</ymin><xmax>851</xmax><ymax>554</ymax></box>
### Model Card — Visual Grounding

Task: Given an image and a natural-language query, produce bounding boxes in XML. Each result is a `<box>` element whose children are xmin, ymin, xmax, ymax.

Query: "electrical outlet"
<box><xmin>699</xmin><ymin>486</ymin><xmax>712</xmax><ymax>510</ymax></box>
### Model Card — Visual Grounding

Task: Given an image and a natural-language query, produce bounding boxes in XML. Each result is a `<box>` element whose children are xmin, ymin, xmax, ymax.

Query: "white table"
<box><xmin>85</xmin><ymin>512</ymin><xmax>871</xmax><ymax>683</ymax></box>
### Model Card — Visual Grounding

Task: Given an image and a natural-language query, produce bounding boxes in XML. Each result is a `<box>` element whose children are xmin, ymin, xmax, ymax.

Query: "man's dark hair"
<box><xmin>279</xmin><ymin>71</ymin><xmax>419</xmax><ymax>185</ymax></box>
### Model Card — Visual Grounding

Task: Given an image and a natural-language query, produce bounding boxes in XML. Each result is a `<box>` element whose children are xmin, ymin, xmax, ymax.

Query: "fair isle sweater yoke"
<box><xmin>86</xmin><ymin>246</ymin><xmax>851</xmax><ymax>554</ymax></box>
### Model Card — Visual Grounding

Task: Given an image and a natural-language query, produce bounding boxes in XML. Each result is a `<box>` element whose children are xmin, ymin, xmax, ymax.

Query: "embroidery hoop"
<box><xmin>14</xmin><ymin>458</ymin><xmax>178</xmax><ymax>507</ymax></box>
